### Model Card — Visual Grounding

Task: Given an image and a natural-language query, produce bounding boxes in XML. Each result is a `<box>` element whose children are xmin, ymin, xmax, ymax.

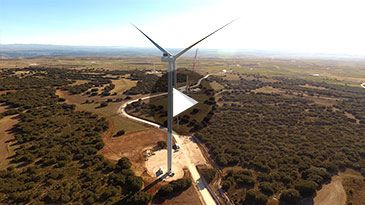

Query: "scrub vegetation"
<box><xmin>0</xmin><ymin>67</ymin><xmax>150</xmax><ymax>204</ymax></box>
<box><xmin>1</xmin><ymin>57</ymin><xmax>365</xmax><ymax>204</ymax></box>
<box><xmin>196</xmin><ymin>73</ymin><xmax>365</xmax><ymax>204</ymax></box>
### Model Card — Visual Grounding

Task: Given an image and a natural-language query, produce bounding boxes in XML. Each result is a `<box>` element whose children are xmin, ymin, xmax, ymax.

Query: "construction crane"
<box><xmin>186</xmin><ymin>48</ymin><xmax>199</xmax><ymax>93</ymax></box>
<box><xmin>192</xmin><ymin>48</ymin><xmax>199</xmax><ymax>72</ymax></box>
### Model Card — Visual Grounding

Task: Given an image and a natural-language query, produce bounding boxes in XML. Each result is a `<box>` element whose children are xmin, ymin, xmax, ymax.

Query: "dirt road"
<box><xmin>314</xmin><ymin>175</ymin><xmax>346</xmax><ymax>205</ymax></box>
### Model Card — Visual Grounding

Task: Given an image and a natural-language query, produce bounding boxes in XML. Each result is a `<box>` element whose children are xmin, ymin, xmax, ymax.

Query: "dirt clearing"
<box><xmin>111</xmin><ymin>79</ymin><xmax>137</xmax><ymax>94</ymax></box>
<box><xmin>69</xmin><ymin>80</ymin><xmax>89</xmax><ymax>86</ymax></box>
<box><xmin>253</xmin><ymin>86</ymin><xmax>284</xmax><ymax>94</ymax></box>
<box><xmin>145</xmin><ymin>149</ymin><xmax>185</xmax><ymax>181</ymax></box>
<box><xmin>314</xmin><ymin>175</ymin><xmax>346</xmax><ymax>205</ymax></box>
<box><xmin>0</xmin><ymin>115</ymin><xmax>18</xmax><ymax>168</ymax></box>
<box><xmin>100</xmin><ymin>128</ymin><xmax>166</xmax><ymax>175</ymax></box>
<box><xmin>0</xmin><ymin>90</ymin><xmax>16</xmax><ymax>96</ymax></box>
<box><xmin>0</xmin><ymin>105</ymin><xmax>8</xmax><ymax>114</ymax></box>
<box><xmin>145</xmin><ymin>135</ymin><xmax>207</xmax><ymax>182</ymax></box>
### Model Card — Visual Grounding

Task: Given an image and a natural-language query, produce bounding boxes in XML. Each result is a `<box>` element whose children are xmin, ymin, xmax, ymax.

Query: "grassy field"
<box><xmin>56</xmin><ymin>80</ymin><xmax>145</xmax><ymax>135</ymax></box>
<box><xmin>111</xmin><ymin>78</ymin><xmax>137</xmax><ymax>94</ymax></box>
<box><xmin>56</xmin><ymin>90</ymin><xmax>147</xmax><ymax>134</ymax></box>
<box><xmin>0</xmin><ymin>57</ymin><xmax>166</xmax><ymax>70</ymax></box>
<box><xmin>3</xmin><ymin>56</ymin><xmax>365</xmax><ymax>86</ymax></box>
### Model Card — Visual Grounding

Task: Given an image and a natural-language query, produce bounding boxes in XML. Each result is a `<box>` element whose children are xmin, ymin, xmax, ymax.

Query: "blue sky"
<box><xmin>0</xmin><ymin>0</ymin><xmax>208</xmax><ymax>37</ymax></box>
<box><xmin>1</xmin><ymin>0</ymin><xmax>365</xmax><ymax>55</ymax></box>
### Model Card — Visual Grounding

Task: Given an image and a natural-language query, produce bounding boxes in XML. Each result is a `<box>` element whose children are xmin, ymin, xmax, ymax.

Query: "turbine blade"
<box><xmin>132</xmin><ymin>24</ymin><xmax>171</xmax><ymax>55</ymax></box>
<box><xmin>174</xmin><ymin>18</ymin><xmax>238</xmax><ymax>59</ymax></box>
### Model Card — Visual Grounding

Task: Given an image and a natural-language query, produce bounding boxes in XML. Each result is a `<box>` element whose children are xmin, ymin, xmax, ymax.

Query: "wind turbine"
<box><xmin>133</xmin><ymin>19</ymin><xmax>236</xmax><ymax>175</ymax></box>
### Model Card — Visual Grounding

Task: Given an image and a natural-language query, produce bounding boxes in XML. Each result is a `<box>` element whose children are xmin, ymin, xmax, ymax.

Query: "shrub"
<box><xmin>156</xmin><ymin>184</ymin><xmax>173</xmax><ymax>197</ymax></box>
<box><xmin>280</xmin><ymin>189</ymin><xmax>301</xmax><ymax>205</ymax></box>
<box><xmin>117</xmin><ymin>157</ymin><xmax>132</xmax><ymax>169</ymax></box>
<box><xmin>294</xmin><ymin>180</ymin><xmax>318</xmax><ymax>197</ymax></box>
<box><xmin>221</xmin><ymin>180</ymin><xmax>231</xmax><ymax>191</ymax></box>
<box><xmin>243</xmin><ymin>189</ymin><xmax>268</xmax><ymax>205</ymax></box>
<box><xmin>114</xmin><ymin>130</ymin><xmax>125</xmax><ymax>137</ymax></box>
<box><xmin>125</xmin><ymin>191</ymin><xmax>152</xmax><ymax>205</ymax></box>
<box><xmin>99</xmin><ymin>101</ymin><xmax>108</xmax><ymax>108</ymax></box>
<box><xmin>201</xmin><ymin>168</ymin><xmax>217</xmax><ymax>184</ymax></box>
<box><xmin>236</xmin><ymin>175</ymin><xmax>255</xmax><ymax>188</ymax></box>
<box><xmin>126</xmin><ymin>176</ymin><xmax>143</xmax><ymax>193</ymax></box>
<box><xmin>259</xmin><ymin>182</ymin><xmax>275</xmax><ymax>196</ymax></box>
<box><xmin>156</xmin><ymin>178</ymin><xmax>192</xmax><ymax>198</ymax></box>
<box><xmin>170</xmin><ymin>178</ymin><xmax>192</xmax><ymax>192</ymax></box>
<box><xmin>156</xmin><ymin>141</ymin><xmax>167</xmax><ymax>150</ymax></box>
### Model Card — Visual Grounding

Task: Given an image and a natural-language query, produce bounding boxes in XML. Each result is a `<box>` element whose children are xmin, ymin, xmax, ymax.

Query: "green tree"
<box><xmin>125</xmin><ymin>191</ymin><xmax>152</xmax><ymax>205</ymax></box>
<box><xmin>126</xmin><ymin>176</ymin><xmax>143</xmax><ymax>193</ymax></box>
<box><xmin>117</xmin><ymin>157</ymin><xmax>132</xmax><ymax>170</ymax></box>
<box><xmin>243</xmin><ymin>189</ymin><xmax>268</xmax><ymax>205</ymax></box>
<box><xmin>259</xmin><ymin>182</ymin><xmax>275</xmax><ymax>196</ymax></box>
<box><xmin>294</xmin><ymin>180</ymin><xmax>317</xmax><ymax>197</ymax></box>
<box><xmin>279</xmin><ymin>189</ymin><xmax>301</xmax><ymax>205</ymax></box>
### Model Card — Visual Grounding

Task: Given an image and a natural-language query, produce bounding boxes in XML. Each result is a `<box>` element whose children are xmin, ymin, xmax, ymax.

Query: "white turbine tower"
<box><xmin>133</xmin><ymin>19</ymin><xmax>236</xmax><ymax>175</ymax></box>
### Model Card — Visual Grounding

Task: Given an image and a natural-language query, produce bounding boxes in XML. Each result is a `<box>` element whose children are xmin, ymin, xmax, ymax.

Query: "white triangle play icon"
<box><xmin>173</xmin><ymin>88</ymin><xmax>198</xmax><ymax>117</ymax></box>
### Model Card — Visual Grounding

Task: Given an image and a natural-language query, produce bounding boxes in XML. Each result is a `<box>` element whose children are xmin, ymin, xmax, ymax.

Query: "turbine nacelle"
<box><xmin>161</xmin><ymin>53</ymin><xmax>174</xmax><ymax>62</ymax></box>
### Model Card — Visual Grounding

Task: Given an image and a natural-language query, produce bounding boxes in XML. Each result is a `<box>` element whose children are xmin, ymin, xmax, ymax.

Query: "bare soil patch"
<box><xmin>179</xmin><ymin>136</ymin><xmax>207</xmax><ymax>166</ymax></box>
<box><xmin>0</xmin><ymin>90</ymin><xmax>16</xmax><ymax>95</ymax></box>
<box><xmin>100</xmin><ymin>128</ymin><xmax>166</xmax><ymax>176</ymax></box>
<box><xmin>0</xmin><ymin>115</ymin><xmax>18</xmax><ymax>168</ymax></box>
<box><xmin>209</xmin><ymin>81</ymin><xmax>224</xmax><ymax>91</ymax></box>
<box><xmin>69</xmin><ymin>80</ymin><xmax>88</xmax><ymax>86</ymax></box>
<box><xmin>300</xmin><ymin>84</ymin><xmax>327</xmax><ymax>90</ymax></box>
<box><xmin>111</xmin><ymin>79</ymin><xmax>137</xmax><ymax>94</ymax></box>
<box><xmin>314</xmin><ymin>175</ymin><xmax>346</xmax><ymax>205</ymax></box>
<box><xmin>253</xmin><ymin>86</ymin><xmax>284</xmax><ymax>94</ymax></box>
<box><xmin>341</xmin><ymin>169</ymin><xmax>365</xmax><ymax>205</ymax></box>
<box><xmin>303</xmin><ymin>95</ymin><xmax>339</xmax><ymax>106</ymax></box>
<box><xmin>0</xmin><ymin>105</ymin><xmax>8</xmax><ymax>114</ymax></box>
<box><xmin>145</xmin><ymin>135</ymin><xmax>209</xmax><ymax>182</ymax></box>
<box><xmin>145</xmin><ymin>149</ymin><xmax>185</xmax><ymax>181</ymax></box>
<box><xmin>14</xmin><ymin>71</ymin><xmax>31</xmax><ymax>75</ymax></box>
<box><xmin>56</xmin><ymin>89</ymin><xmax>85</xmax><ymax>104</ymax></box>
<box><xmin>344</xmin><ymin>112</ymin><xmax>360</xmax><ymax>124</ymax></box>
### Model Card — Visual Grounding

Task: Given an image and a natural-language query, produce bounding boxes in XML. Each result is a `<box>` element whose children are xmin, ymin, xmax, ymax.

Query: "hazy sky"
<box><xmin>1</xmin><ymin>0</ymin><xmax>364</xmax><ymax>55</ymax></box>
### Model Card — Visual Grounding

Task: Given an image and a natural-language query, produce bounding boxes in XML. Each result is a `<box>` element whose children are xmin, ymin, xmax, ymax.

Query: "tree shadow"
<box><xmin>142</xmin><ymin>173</ymin><xmax>168</xmax><ymax>192</ymax></box>
<box><xmin>116</xmin><ymin>173</ymin><xmax>169</xmax><ymax>205</ymax></box>
<box><xmin>297</xmin><ymin>197</ymin><xmax>314</xmax><ymax>205</ymax></box>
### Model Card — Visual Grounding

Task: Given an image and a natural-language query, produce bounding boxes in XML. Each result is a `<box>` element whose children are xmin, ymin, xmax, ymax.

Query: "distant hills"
<box><xmin>0</xmin><ymin>44</ymin><xmax>364</xmax><ymax>60</ymax></box>
<box><xmin>0</xmin><ymin>44</ymin><xmax>162</xmax><ymax>58</ymax></box>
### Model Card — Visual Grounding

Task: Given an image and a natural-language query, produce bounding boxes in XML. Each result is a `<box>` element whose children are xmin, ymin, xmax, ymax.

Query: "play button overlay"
<box><xmin>173</xmin><ymin>88</ymin><xmax>198</xmax><ymax>117</ymax></box>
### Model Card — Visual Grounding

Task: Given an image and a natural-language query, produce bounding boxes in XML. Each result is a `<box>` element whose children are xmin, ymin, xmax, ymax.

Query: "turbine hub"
<box><xmin>161</xmin><ymin>54</ymin><xmax>174</xmax><ymax>62</ymax></box>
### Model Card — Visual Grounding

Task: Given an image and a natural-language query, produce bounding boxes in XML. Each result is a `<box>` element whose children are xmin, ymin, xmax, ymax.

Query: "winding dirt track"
<box><xmin>118</xmin><ymin>74</ymin><xmax>217</xmax><ymax>205</ymax></box>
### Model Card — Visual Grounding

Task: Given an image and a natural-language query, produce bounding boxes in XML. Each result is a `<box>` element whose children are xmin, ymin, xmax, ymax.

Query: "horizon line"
<box><xmin>1</xmin><ymin>43</ymin><xmax>365</xmax><ymax>59</ymax></box>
